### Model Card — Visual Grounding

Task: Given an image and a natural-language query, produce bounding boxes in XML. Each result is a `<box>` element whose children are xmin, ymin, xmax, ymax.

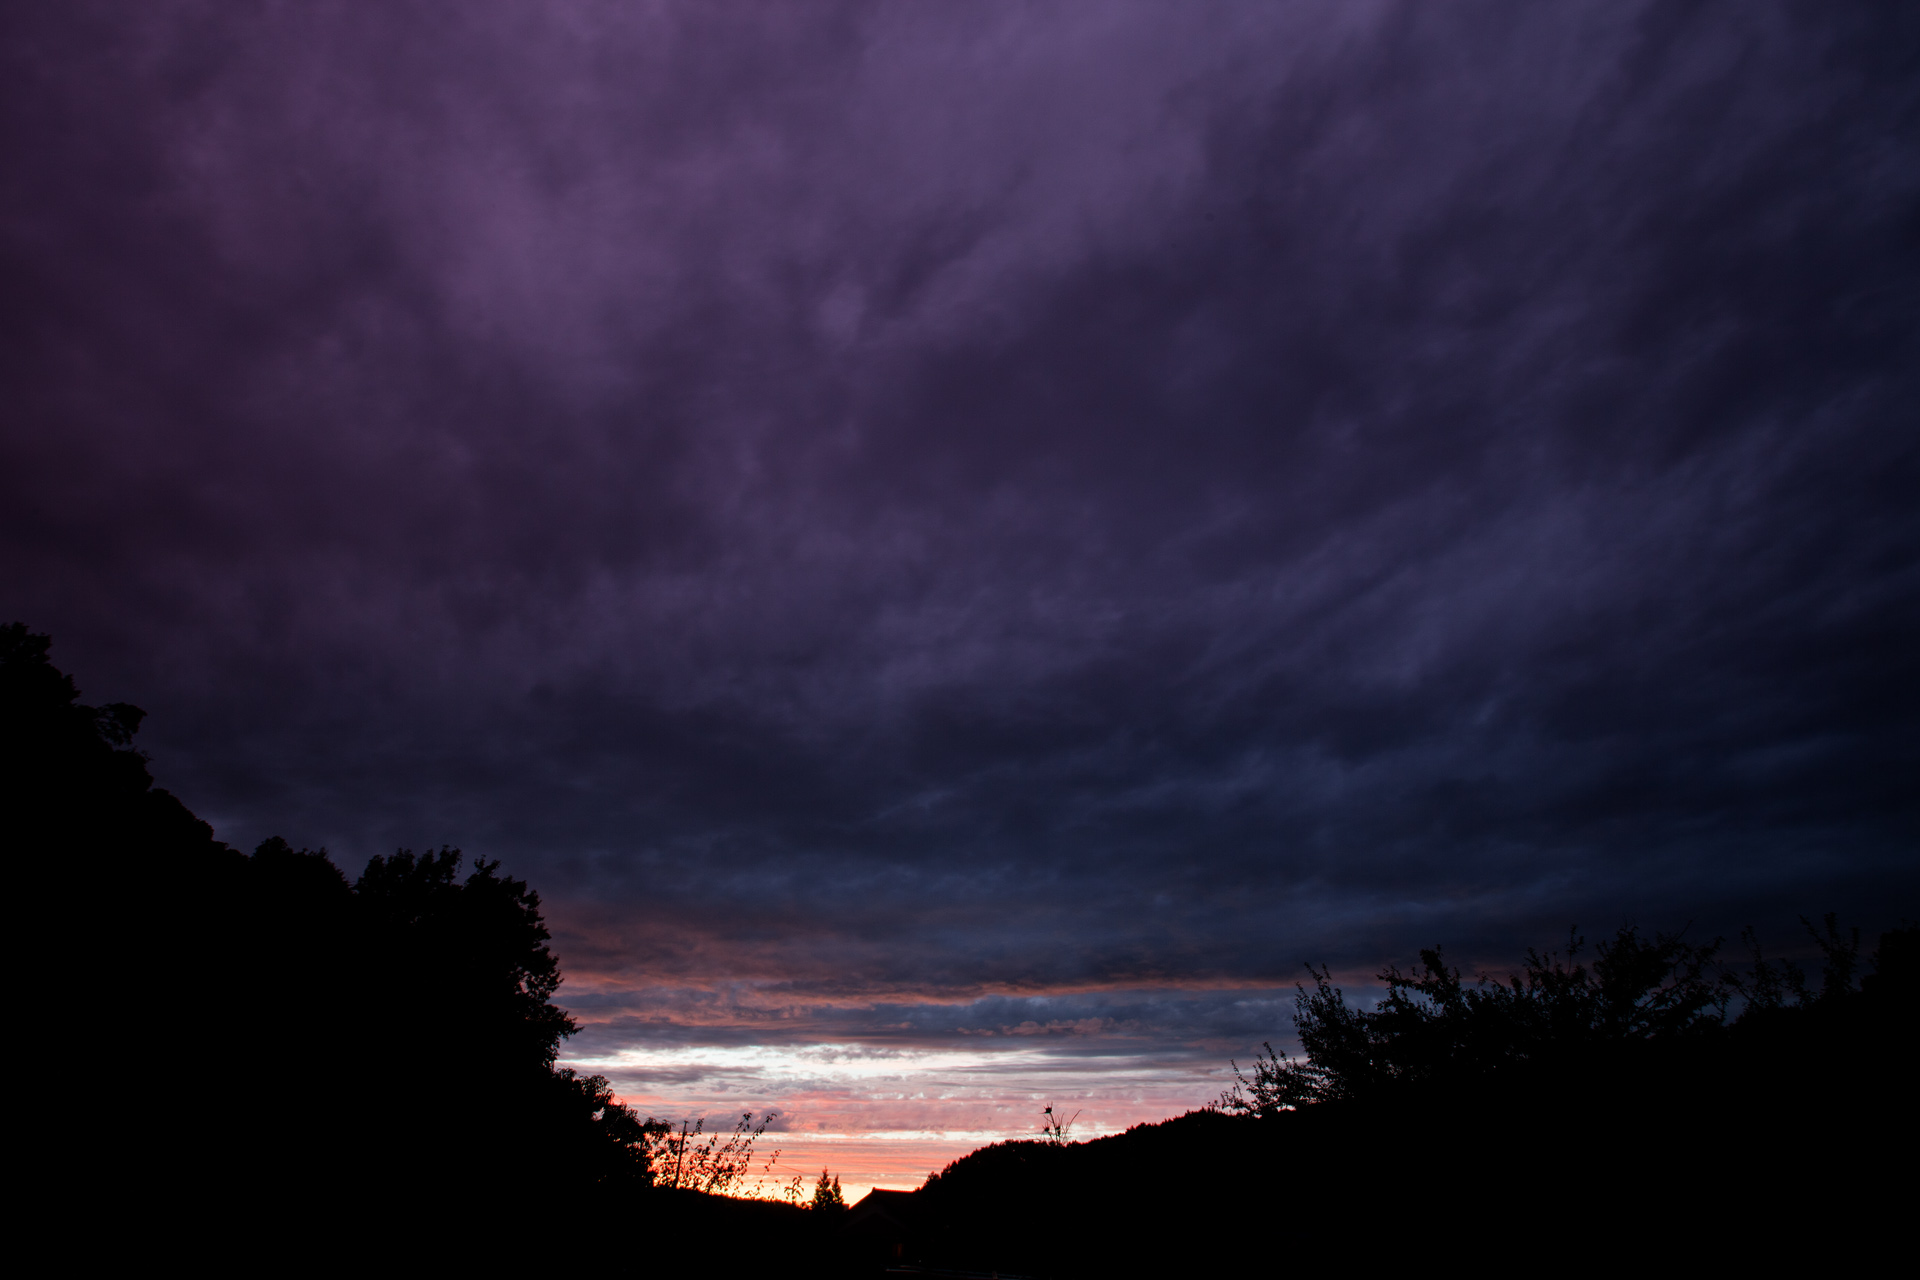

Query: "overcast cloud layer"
<box><xmin>5</xmin><ymin>1</ymin><xmax>1916</xmax><ymax>1184</ymax></box>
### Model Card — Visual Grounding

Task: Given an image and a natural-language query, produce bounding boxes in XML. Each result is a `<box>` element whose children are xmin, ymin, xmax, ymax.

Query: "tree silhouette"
<box><xmin>1223</xmin><ymin>918</ymin><xmax>1907</xmax><ymax>1117</ymax></box>
<box><xmin>1223</xmin><ymin>925</ymin><xmax>1723</xmax><ymax>1111</ymax></box>
<box><xmin>650</xmin><ymin>1111</ymin><xmax>774</xmax><ymax>1194</ymax></box>
<box><xmin>810</xmin><ymin>1169</ymin><xmax>846</xmax><ymax>1213</ymax></box>
<box><xmin>3</xmin><ymin>623</ymin><xmax>660</xmax><ymax>1236</ymax></box>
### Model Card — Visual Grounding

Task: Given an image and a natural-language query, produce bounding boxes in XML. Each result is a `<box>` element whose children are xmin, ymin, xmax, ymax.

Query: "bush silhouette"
<box><xmin>1220</xmin><ymin>924</ymin><xmax>1730</xmax><ymax>1112</ymax></box>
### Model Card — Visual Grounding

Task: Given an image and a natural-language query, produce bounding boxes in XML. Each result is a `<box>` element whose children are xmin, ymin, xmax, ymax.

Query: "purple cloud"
<box><xmin>4</xmin><ymin>2</ymin><xmax>1915</xmax><ymax>1140</ymax></box>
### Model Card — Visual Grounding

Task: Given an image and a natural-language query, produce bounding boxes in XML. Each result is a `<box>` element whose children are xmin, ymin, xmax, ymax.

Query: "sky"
<box><xmin>4</xmin><ymin>2</ymin><xmax>1916</xmax><ymax>1197</ymax></box>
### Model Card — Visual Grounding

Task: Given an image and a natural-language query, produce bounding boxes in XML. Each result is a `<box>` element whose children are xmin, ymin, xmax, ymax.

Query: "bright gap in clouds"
<box><xmin>561</xmin><ymin>1036</ymin><xmax>1239</xmax><ymax>1202</ymax></box>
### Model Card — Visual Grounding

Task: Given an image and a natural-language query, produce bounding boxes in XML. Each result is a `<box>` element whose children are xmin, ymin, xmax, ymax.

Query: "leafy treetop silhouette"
<box><xmin>1222</xmin><ymin>918</ymin><xmax>1898</xmax><ymax>1115</ymax></box>
<box><xmin>811</xmin><ymin>1169</ymin><xmax>846</xmax><ymax>1213</ymax></box>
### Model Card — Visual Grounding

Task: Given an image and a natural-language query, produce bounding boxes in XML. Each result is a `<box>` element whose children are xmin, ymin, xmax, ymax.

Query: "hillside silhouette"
<box><xmin>865</xmin><ymin>921</ymin><xmax>1915</xmax><ymax>1275</ymax></box>
<box><xmin>8</xmin><ymin>622</ymin><xmax>1910</xmax><ymax>1273</ymax></box>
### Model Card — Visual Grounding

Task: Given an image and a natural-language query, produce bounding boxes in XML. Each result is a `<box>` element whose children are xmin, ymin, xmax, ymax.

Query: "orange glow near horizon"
<box><xmin>550</xmin><ymin>920</ymin><xmax>1320</xmax><ymax>1202</ymax></box>
<box><xmin>564</xmin><ymin>1037</ymin><xmax>1236</xmax><ymax>1204</ymax></box>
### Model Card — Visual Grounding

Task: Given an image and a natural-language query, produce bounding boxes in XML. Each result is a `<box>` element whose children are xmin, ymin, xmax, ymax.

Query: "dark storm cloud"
<box><xmin>4</xmin><ymin>0</ymin><xmax>1916</xmax><ymax>1047</ymax></box>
